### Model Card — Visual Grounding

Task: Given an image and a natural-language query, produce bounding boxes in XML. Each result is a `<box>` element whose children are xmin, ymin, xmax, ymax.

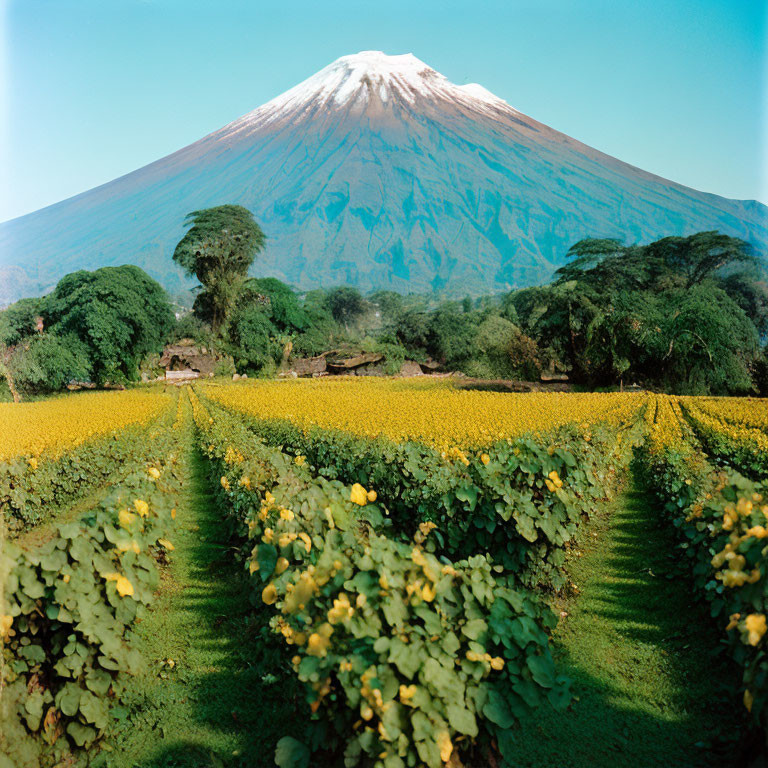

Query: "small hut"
<box><xmin>159</xmin><ymin>340</ymin><xmax>217</xmax><ymax>381</ymax></box>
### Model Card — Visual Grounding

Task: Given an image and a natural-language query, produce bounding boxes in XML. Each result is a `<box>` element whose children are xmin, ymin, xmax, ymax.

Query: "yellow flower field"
<box><xmin>0</xmin><ymin>390</ymin><xmax>172</xmax><ymax>461</ymax></box>
<box><xmin>204</xmin><ymin>378</ymin><xmax>644</xmax><ymax>448</ymax></box>
<box><xmin>687</xmin><ymin>397</ymin><xmax>768</xmax><ymax>433</ymax></box>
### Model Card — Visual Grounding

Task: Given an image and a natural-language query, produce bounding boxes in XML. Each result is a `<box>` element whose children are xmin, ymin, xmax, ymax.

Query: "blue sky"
<box><xmin>2</xmin><ymin>0</ymin><xmax>766</xmax><ymax>222</ymax></box>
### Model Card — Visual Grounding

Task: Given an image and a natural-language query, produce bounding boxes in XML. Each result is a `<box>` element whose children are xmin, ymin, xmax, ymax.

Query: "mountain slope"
<box><xmin>1</xmin><ymin>51</ymin><xmax>766</xmax><ymax>304</ymax></box>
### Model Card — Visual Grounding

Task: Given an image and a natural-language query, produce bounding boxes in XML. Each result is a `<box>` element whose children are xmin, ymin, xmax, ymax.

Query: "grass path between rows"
<box><xmin>509</xmin><ymin>476</ymin><xmax>742</xmax><ymax>767</ymax></box>
<box><xmin>104</xmin><ymin>422</ymin><xmax>301</xmax><ymax>768</ymax></box>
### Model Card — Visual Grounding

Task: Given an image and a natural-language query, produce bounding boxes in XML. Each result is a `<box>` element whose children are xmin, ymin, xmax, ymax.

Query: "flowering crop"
<box><xmin>193</xmin><ymin>396</ymin><xmax>570</xmax><ymax>768</ymax></box>
<box><xmin>205</xmin><ymin>378</ymin><xmax>643</xmax><ymax>449</ymax></box>
<box><xmin>1</xmin><ymin>410</ymin><xmax>183</xmax><ymax>754</ymax></box>
<box><xmin>693</xmin><ymin>397</ymin><xmax>768</xmax><ymax>432</ymax></box>
<box><xmin>681</xmin><ymin>398</ymin><xmax>768</xmax><ymax>480</ymax></box>
<box><xmin>0</xmin><ymin>390</ymin><xmax>171</xmax><ymax>462</ymax></box>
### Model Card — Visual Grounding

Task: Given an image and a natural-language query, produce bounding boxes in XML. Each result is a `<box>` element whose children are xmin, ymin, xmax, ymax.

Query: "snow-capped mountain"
<box><xmin>1</xmin><ymin>50</ymin><xmax>766</xmax><ymax>304</ymax></box>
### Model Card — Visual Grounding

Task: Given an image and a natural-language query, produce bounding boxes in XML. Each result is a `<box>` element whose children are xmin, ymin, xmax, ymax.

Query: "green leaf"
<box><xmin>527</xmin><ymin>655</ymin><xmax>556</xmax><ymax>688</ymax></box>
<box><xmin>446</xmin><ymin>703</ymin><xmax>478</xmax><ymax>736</ymax></box>
<box><xmin>56</xmin><ymin>684</ymin><xmax>82</xmax><ymax>717</ymax></box>
<box><xmin>456</xmin><ymin>485</ymin><xmax>479</xmax><ymax>511</ymax></box>
<box><xmin>66</xmin><ymin>721</ymin><xmax>97</xmax><ymax>747</ymax></box>
<box><xmin>275</xmin><ymin>737</ymin><xmax>310</xmax><ymax>768</ymax></box>
<box><xmin>80</xmin><ymin>691</ymin><xmax>110</xmax><ymax>729</ymax></box>
<box><xmin>461</xmin><ymin>619</ymin><xmax>487</xmax><ymax>641</ymax></box>
<box><xmin>483</xmin><ymin>686</ymin><xmax>515</xmax><ymax>729</ymax></box>
<box><xmin>257</xmin><ymin>544</ymin><xmax>277</xmax><ymax>582</ymax></box>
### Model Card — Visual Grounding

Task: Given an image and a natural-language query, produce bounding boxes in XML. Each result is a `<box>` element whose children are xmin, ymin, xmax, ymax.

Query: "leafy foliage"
<box><xmin>173</xmin><ymin>205</ymin><xmax>266</xmax><ymax>332</ymax></box>
<box><xmin>201</xmin><ymin>388</ymin><xmax>642</xmax><ymax>590</ymax></box>
<box><xmin>1</xmin><ymin>401</ymin><xmax>176</xmax><ymax>532</ymax></box>
<box><xmin>44</xmin><ymin>266</ymin><xmax>174</xmax><ymax>385</ymax></box>
<box><xmin>190</xmin><ymin>391</ymin><xmax>571</xmax><ymax>768</ymax></box>
<box><xmin>511</xmin><ymin>232</ymin><xmax>766</xmax><ymax>393</ymax></box>
<box><xmin>7</xmin><ymin>334</ymin><xmax>92</xmax><ymax>394</ymax></box>
<box><xmin>0</xmin><ymin>298</ymin><xmax>45</xmax><ymax>347</ymax></box>
<box><xmin>1</xmin><ymin>416</ymin><xmax>183</xmax><ymax>759</ymax></box>
<box><xmin>636</xmin><ymin>401</ymin><xmax>768</xmax><ymax>727</ymax></box>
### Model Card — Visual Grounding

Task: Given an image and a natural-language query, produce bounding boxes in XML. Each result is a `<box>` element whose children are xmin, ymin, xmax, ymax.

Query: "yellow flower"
<box><xmin>280</xmin><ymin>508</ymin><xmax>295</xmax><ymax>521</ymax></box>
<box><xmin>220</xmin><ymin>476</ymin><xmax>230</xmax><ymax>491</ymax></box>
<box><xmin>307</xmin><ymin>632</ymin><xmax>331</xmax><ymax>657</ymax></box>
<box><xmin>421</xmin><ymin>583</ymin><xmax>436</xmax><ymax>602</ymax></box>
<box><xmin>27</xmin><ymin>457</ymin><xmax>38</xmax><ymax>471</ymax></box>
<box><xmin>299</xmin><ymin>533</ymin><xmax>312</xmax><ymax>553</ymax></box>
<box><xmin>548</xmin><ymin>470</ymin><xmax>563</xmax><ymax>488</ymax></box>
<box><xmin>490</xmin><ymin>657</ymin><xmax>505</xmax><ymax>670</ymax></box>
<box><xmin>745</xmin><ymin>614</ymin><xmax>767</xmax><ymax>646</ymax></box>
<box><xmin>133</xmin><ymin>499</ymin><xmax>149</xmax><ymax>517</ymax></box>
<box><xmin>0</xmin><ymin>614</ymin><xmax>13</xmax><ymax>639</ymax></box>
<box><xmin>436</xmin><ymin>730</ymin><xmax>453</xmax><ymax>763</ymax></box>
<box><xmin>116</xmin><ymin>575</ymin><xmax>134</xmax><ymax>597</ymax></box>
<box><xmin>262</xmin><ymin>584</ymin><xmax>278</xmax><ymax>605</ymax></box>
<box><xmin>480</xmin><ymin>453</ymin><xmax>490</xmax><ymax>465</ymax></box>
<box><xmin>350</xmin><ymin>483</ymin><xmax>368</xmax><ymax>506</ymax></box>
<box><xmin>399</xmin><ymin>684</ymin><xmax>417</xmax><ymax>705</ymax></box>
<box><xmin>119</xmin><ymin>508</ymin><xmax>136</xmax><ymax>529</ymax></box>
<box><xmin>105</xmin><ymin>572</ymin><xmax>135</xmax><ymax>597</ymax></box>
<box><xmin>147</xmin><ymin>467</ymin><xmax>161</xmax><ymax>479</ymax></box>
<box><xmin>367</xmin><ymin>489</ymin><xmax>377</xmax><ymax>502</ymax></box>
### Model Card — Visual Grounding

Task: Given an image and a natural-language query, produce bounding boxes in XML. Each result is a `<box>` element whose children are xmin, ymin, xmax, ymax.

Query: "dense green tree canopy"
<box><xmin>512</xmin><ymin>231</ymin><xmax>765</xmax><ymax>394</ymax></box>
<box><xmin>173</xmin><ymin>205</ymin><xmax>266</xmax><ymax>332</ymax></box>
<box><xmin>0</xmin><ymin>297</ymin><xmax>45</xmax><ymax>346</ymax></box>
<box><xmin>8</xmin><ymin>334</ymin><xmax>92</xmax><ymax>394</ymax></box>
<box><xmin>327</xmin><ymin>287</ymin><xmax>367</xmax><ymax>328</ymax></box>
<box><xmin>44</xmin><ymin>265</ymin><xmax>173</xmax><ymax>384</ymax></box>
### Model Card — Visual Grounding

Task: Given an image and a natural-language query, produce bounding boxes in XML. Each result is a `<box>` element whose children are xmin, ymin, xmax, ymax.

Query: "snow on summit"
<box><xmin>247</xmin><ymin>51</ymin><xmax>516</xmax><ymax>118</ymax></box>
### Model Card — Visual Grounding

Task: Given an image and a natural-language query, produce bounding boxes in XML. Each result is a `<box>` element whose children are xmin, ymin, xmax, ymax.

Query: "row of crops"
<box><xmin>0</xmin><ymin>379</ymin><xmax>766</xmax><ymax>766</ymax></box>
<box><xmin>1</xmin><ymin>390</ymin><xmax>185</xmax><ymax>763</ymax></box>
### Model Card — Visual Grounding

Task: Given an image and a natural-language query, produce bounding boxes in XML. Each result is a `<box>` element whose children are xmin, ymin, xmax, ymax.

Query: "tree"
<box><xmin>327</xmin><ymin>287</ymin><xmax>367</xmax><ymax>329</ymax></box>
<box><xmin>656</xmin><ymin>284</ymin><xmax>758</xmax><ymax>394</ymax></box>
<box><xmin>242</xmin><ymin>278</ymin><xmax>307</xmax><ymax>332</ymax></box>
<box><xmin>8</xmin><ymin>334</ymin><xmax>91</xmax><ymax>394</ymax></box>
<box><xmin>0</xmin><ymin>297</ymin><xmax>45</xmax><ymax>346</ymax></box>
<box><xmin>45</xmin><ymin>266</ymin><xmax>173</xmax><ymax>384</ymax></box>
<box><xmin>173</xmin><ymin>205</ymin><xmax>266</xmax><ymax>333</ymax></box>
<box><xmin>228</xmin><ymin>303</ymin><xmax>281</xmax><ymax>373</ymax></box>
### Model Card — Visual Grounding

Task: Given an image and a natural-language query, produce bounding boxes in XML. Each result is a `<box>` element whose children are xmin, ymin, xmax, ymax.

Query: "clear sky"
<box><xmin>1</xmin><ymin>0</ymin><xmax>766</xmax><ymax>222</ymax></box>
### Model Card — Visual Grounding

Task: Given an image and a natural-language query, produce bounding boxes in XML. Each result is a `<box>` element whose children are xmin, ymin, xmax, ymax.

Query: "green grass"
<box><xmin>101</xmin><ymin>434</ymin><xmax>305</xmax><ymax>768</ymax></box>
<box><xmin>507</xmin><ymin>479</ymin><xmax>744</xmax><ymax>768</ymax></box>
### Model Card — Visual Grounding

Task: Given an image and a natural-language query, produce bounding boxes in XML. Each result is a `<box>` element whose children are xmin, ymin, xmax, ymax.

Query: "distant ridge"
<box><xmin>1</xmin><ymin>50</ymin><xmax>766</xmax><ymax>304</ymax></box>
